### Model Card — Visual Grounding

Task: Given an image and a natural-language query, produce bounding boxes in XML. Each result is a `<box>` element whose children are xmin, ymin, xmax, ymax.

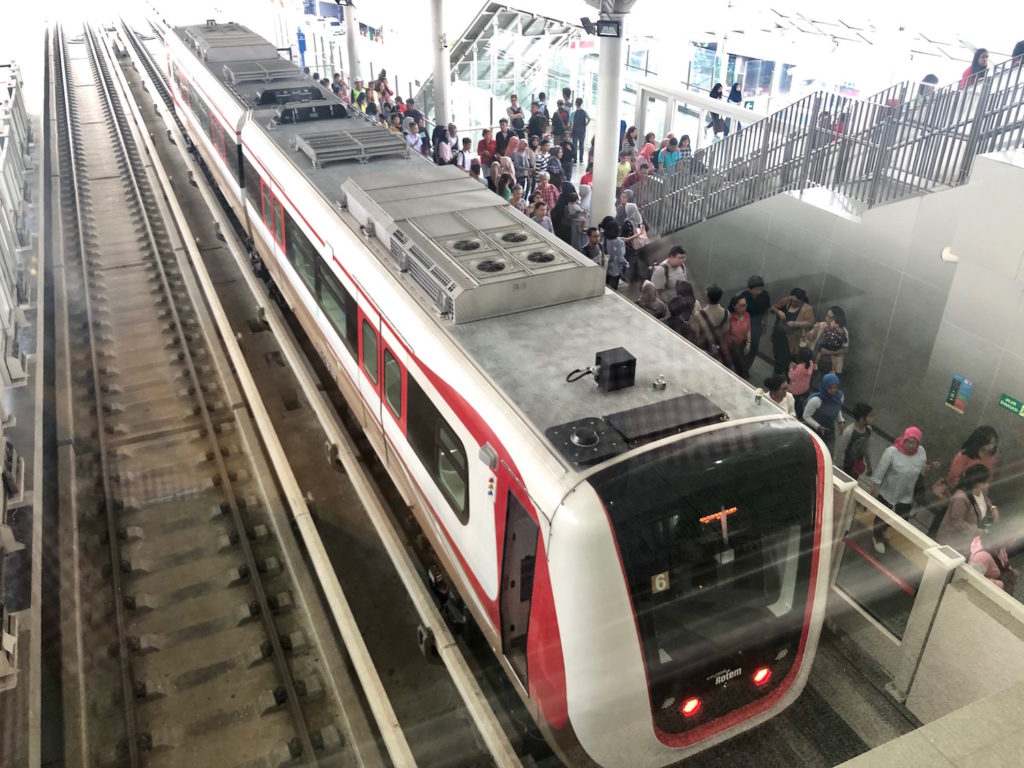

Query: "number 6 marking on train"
<box><xmin>651</xmin><ymin>571</ymin><xmax>670</xmax><ymax>594</ymax></box>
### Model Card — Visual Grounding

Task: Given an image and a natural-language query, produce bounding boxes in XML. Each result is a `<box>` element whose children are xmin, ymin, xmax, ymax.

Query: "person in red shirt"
<box><xmin>960</xmin><ymin>48</ymin><xmax>988</xmax><ymax>89</ymax></box>
<box><xmin>724</xmin><ymin>294</ymin><xmax>752</xmax><ymax>379</ymax></box>
<box><xmin>579</xmin><ymin>161</ymin><xmax>593</xmax><ymax>186</ymax></box>
<box><xmin>477</xmin><ymin>129</ymin><xmax>497</xmax><ymax>168</ymax></box>
<box><xmin>945</xmin><ymin>426</ymin><xmax>998</xmax><ymax>488</ymax></box>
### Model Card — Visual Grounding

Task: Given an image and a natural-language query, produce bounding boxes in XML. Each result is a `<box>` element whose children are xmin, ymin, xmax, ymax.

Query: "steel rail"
<box><xmin>52</xmin><ymin>24</ymin><xmax>143</xmax><ymax>768</ymax></box>
<box><xmin>82</xmin><ymin>24</ymin><xmax>320</xmax><ymax>765</ymax></box>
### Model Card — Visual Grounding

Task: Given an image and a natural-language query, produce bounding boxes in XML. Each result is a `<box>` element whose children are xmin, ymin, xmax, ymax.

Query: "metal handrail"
<box><xmin>640</xmin><ymin>57</ymin><xmax>1024</xmax><ymax>235</ymax></box>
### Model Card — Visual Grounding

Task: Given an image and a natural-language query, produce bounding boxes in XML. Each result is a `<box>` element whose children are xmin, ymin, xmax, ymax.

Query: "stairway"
<box><xmin>640</xmin><ymin>58</ymin><xmax>1024</xmax><ymax>235</ymax></box>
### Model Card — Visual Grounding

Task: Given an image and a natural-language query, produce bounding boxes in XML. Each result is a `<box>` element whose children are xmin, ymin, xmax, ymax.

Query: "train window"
<box><xmin>436</xmin><ymin>422</ymin><xmax>468</xmax><ymax>517</ymax></box>
<box><xmin>285</xmin><ymin>211</ymin><xmax>316</xmax><ymax>291</ymax></box>
<box><xmin>317</xmin><ymin>266</ymin><xmax>357</xmax><ymax>356</ymax></box>
<box><xmin>383</xmin><ymin>349</ymin><xmax>402</xmax><ymax>418</ymax></box>
<box><xmin>407</xmin><ymin>377</ymin><xmax>469</xmax><ymax>524</ymax></box>
<box><xmin>273</xmin><ymin>199</ymin><xmax>285</xmax><ymax>250</ymax></box>
<box><xmin>242</xmin><ymin>156</ymin><xmax>260</xmax><ymax>206</ymax></box>
<box><xmin>261</xmin><ymin>181</ymin><xmax>273</xmax><ymax>230</ymax></box>
<box><xmin>361</xmin><ymin>319</ymin><xmax>378</xmax><ymax>384</ymax></box>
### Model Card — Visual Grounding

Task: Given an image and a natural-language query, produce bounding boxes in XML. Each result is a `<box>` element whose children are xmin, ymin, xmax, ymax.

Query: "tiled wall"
<box><xmin>662</xmin><ymin>150</ymin><xmax>1024</xmax><ymax>497</ymax></box>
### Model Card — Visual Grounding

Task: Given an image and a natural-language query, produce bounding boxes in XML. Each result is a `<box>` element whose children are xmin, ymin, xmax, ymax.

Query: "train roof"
<box><xmin>173</xmin><ymin>21</ymin><xmax>786</xmax><ymax>471</ymax></box>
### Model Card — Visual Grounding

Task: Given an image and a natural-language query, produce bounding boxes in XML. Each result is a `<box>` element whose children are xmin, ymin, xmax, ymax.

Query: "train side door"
<box><xmin>498</xmin><ymin>478</ymin><xmax>539</xmax><ymax>690</ymax></box>
<box><xmin>356</xmin><ymin>306</ymin><xmax>383</xmax><ymax>434</ymax></box>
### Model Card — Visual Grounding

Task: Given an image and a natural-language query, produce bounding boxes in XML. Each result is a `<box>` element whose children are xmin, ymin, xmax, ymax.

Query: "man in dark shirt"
<box><xmin>739</xmin><ymin>274</ymin><xmax>772</xmax><ymax>368</ymax></box>
<box><xmin>404</xmin><ymin>98</ymin><xmax>423</xmax><ymax>126</ymax></box>
<box><xmin>579</xmin><ymin>227</ymin><xmax>603</xmax><ymax>264</ymax></box>
<box><xmin>494</xmin><ymin>118</ymin><xmax>513</xmax><ymax>156</ymax></box>
<box><xmin>527</xmin><ymin>102</ymin><xmax>549</xmax><ymax>140</ymax></box>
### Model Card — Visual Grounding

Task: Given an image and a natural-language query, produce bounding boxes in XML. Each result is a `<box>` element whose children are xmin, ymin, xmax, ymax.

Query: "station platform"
<box><xmin>840</xmin><ymin>679</ymin><xmax>1024</xmax><ymax>767</ymax></box>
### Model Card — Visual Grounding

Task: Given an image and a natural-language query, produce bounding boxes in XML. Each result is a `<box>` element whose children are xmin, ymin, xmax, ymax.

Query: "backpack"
<box><xmin>452</xmin><ymin>149</ymin><xmax>465</xmax><ymax>168</ymax></box>
<box><xmin>551</xmin><ymin>111</ymin><xmax>566</xmax><ymax>135</ymax></box>
<box><xmin>647</xmin><ymin>260</ymin><xmax>671</xmax><ymax>283</ymax></box>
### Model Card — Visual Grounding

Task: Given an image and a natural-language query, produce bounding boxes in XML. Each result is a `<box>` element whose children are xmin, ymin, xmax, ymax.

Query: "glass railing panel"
<box><xmin>833</xmin><ymin>492</ymin><xmax>930</xmax><ymax>641</ymax></box>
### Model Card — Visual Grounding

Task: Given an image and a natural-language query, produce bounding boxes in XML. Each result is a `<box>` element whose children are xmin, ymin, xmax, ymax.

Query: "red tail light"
<box><xmin>680</xmin><ymin>697</ymin><xmax>702</xmax><ymax>717</ymax></box>
<box><xmin>753</xmin><ymin>666</ymin><xmax>772</xmax><ymax>686</ymax></box>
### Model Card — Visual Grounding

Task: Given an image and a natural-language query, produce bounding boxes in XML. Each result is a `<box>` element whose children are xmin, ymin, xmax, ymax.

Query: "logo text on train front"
<box><xmin>710</xmin><ymin>668</ymin><xmax>742</xmax><ymax>686</ymax></box>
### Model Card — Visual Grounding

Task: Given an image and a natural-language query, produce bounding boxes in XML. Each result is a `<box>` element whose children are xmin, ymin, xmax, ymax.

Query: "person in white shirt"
<box><xmin>454</xmin><ymin>137</ymin><xmax>473</xmax><ymax>171</ymax></box>
<box><xmin>870</xmin><ymin>426</ymin><xmax>938</xmax><ymax>553</ymax></box>
<box><xmin>651</xmin><ymin>246</ymin><xmax>691</xmax><ymax>303</ymax></box>
<box><xmin>405</xmin><ymin>122</ymin><xmax>422</xmax><ymax>150</ymax></box>
<box><xmin>763</xmin><ymin>375</ymin><xmax>796</xmax><ymax>416</ymax></box>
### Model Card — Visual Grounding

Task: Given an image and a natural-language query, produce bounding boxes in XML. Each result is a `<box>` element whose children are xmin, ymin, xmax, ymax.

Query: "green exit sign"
<box><xmin>998</xmin><ymin>393</ymin><xmax>1024</xmax><ymax>417</ymax></box>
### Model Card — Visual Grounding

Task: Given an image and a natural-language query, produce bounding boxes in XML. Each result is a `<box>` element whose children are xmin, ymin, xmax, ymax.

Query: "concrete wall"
<box><xmin>662</xmin><ymin>150</ymin><xmax>1024</xmax><ymax>500</ymax></box>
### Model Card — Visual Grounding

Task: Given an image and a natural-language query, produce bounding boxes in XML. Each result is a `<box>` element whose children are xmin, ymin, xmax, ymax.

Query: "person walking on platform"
<box><xmin>834</xmin><ymin>402</ymin><xmax>874</xmax><ymax>480</ymax></box>
<box><xmin>570</xmin><ymin>98</ymin><xmax>591</xmax><ymax>165</ymax></box>
<box><xmin>650</xmin><ymin>246</ymin><xmax>690</xmax><ymax>304</ymax></box>
<box><xmin>724</xmin><ymin>294</ymin><xmax>752</xmax><ymax>379</ymax></box>
<box><xmin>763</xmin><ymin>375</ymin><xmax>796</xmax><ymax>417</ymax></box>
<box><xmin>527</xmin><ymin>102</ymin><xmax>549</xmax><ymax>142</ymax></box>
<box><xmin>739</xmin><ymin>275</ymin><xmax>771</xmax><ymax>369</ymax></box>
<box><xmin>937</xmin><ymin>465</ymin><xmax>998</xmax><ymax>559</ymax></box>
<box><xmin>770</xmin><ymin>289</ymin><xmax>814</xmax><ymax>375</ymax></box>
<box><xmin>802</xmin><ymin>373</ymin><xmax>845</xmax><ymax>455</ymax></box>
<box><xmin>870</xmin><ymin>426</ymin><xmax>936</xmax><ymax>554</ymax></box>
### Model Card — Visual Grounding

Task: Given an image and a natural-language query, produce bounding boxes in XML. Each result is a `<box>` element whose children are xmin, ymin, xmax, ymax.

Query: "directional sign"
<box><xmin>998</xmin><ymin>393</ymin><xmax>1024</xmax><ymax>418</ymax></box>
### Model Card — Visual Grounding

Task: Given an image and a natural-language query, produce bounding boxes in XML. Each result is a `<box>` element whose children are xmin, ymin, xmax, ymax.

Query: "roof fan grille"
<box><xmin>527</xmin><ymin>251</ymin><xmax>555</xmax><ymax>263</ymax></box>
<box><xmin>500</xmin><ymin>232</ymin><xmax>529</xmax><ymax>243</ymax></box>
<box><xmin>475</xmin><ymin>259</ymin><xmax>506</xmax><ymax>273</ymax></box>
<box><xmin>452</xmin><ymin>239</ymin><xmax>482</xmax><ymax>251</ymax></box>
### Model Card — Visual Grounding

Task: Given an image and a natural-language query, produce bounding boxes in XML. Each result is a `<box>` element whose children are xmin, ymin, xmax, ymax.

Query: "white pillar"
<box><xmin>345</xmin><ymin>3</ymin><xmax>360</xmax><ymax>87</ymax></box>
<box><xmin>591</xmin><ymin>17</ymin><xmax>626</xmax><ymax>225</ymax></box>
<box><xmin>431</xmin><ymin>0</ymin><xmax>450</xmax><ymax>126</ymax></box>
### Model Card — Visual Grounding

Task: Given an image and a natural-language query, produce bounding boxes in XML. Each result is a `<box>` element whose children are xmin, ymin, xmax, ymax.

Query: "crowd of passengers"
<box><xmin>310</xmin><ymin>67</ymin><xmax>1021</xmax><ymax>594</ymax></box>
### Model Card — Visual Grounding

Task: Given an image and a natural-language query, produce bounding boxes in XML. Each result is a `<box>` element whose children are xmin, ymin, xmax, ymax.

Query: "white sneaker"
<box><xmin>873</xmin><ymin>539</ymin><xmax>885</xmax><ymax>555</ymax></box>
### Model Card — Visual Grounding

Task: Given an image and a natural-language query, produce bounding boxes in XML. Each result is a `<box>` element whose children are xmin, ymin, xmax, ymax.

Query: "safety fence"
<box><xmin>640</xmin><ymin>57</ymin><xmax>1024</xmax><ymax>235</ymax></box>
<box><xmin>826</xmin><ymin>476</ymin><xmax>1024</xmax><ymax>725</ymax></box>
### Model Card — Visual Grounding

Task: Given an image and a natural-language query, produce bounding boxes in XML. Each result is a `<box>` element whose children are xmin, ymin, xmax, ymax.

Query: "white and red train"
<box><xmin>165</xmin><ymin>21</ymin><xmax>833</xmax><ymax>767</ymax></box>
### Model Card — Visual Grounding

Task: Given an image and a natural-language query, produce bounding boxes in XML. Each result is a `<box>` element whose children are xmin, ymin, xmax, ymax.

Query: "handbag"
<box><xmin>634</xmin><ymin>225</ymin><xmax>649</xmax><ymax>249</ymax></box>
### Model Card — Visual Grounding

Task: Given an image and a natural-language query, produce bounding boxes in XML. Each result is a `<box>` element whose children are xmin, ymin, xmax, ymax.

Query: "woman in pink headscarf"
<box><xmin>638</xmin><ymin>142</ymin><xmax>657</xmax><ymax>165</ymax></box>
<box><xmin>869</xmin><ymin>426</ymin><xmax>938</xmax><ymax>554</ymax></box>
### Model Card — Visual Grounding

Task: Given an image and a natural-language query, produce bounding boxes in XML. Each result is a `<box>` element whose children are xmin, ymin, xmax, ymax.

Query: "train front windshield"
<box><xmin>590</xmin><ymin>421</ymin><xmax>820</xmax><ymax>734</ymax></box>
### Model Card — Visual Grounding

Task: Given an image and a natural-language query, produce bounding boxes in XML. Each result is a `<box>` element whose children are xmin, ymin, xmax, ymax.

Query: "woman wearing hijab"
<box><xmin>550</xmin><ymin>181</ymin><xmax>577</xmax><ymax>245</ymax></box>
<box><xmin>727</xmin><ymin>83</ymin><xmax>742</xmax><ymax>133</ymax></box>
<box><xmin>937</xmin><ymin>465</ymin><xmax>998</xmax><ymax>559</ymax></box>
<box><xmin>637</xmin><ymin>280</ymin><xmax>668</xmax><ymax>319</ymax></box>
<box><xmin>638</xmin><ymin>143</ymin><xmax>657</xmax><ymax>167</ymax></box>
<box><xmin>870</xmin><ymin>426</ymin><xmax>936</xmax><ymax>554</ymax></box>
<box><xmin>770</xmin><ymin>288</ymin><xmax>815</xmax><ymax>375</ymax></box>
<box><xmin>960</xmin><ymin>48</ymin><xmax>989</xmax><ymax>89</ymax></box>
<box><xmin>565</xmin><ymin>191</ymin><xmax>587</xmax><ymax>250</ymax></box>
<box><xmin>709</xmin><ymin>83</ymin><xmax>726</xmax><ymax>139</ymax></box>
<box><xmin>802</xmin><ymin>372</ymin><xmax>845</xmax><ymax>454</ymax></box>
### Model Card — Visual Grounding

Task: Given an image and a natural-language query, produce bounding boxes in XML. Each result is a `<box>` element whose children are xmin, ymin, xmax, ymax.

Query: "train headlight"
<box><xmin>680</xmin><ymin>697</ymin><xmax>702</xmax><ymax>717</ymax></box>
<box><xmin>752</xmin><ymin>666</ymin><xmax>772</xmax><ymax>686</ymax></box>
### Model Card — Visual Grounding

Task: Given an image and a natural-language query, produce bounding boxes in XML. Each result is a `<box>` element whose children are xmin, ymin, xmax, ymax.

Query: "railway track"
<box><xmin>51</xmin><ymin>24</ymin><xmax>356</xmax><ymax>768</ymax></box>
